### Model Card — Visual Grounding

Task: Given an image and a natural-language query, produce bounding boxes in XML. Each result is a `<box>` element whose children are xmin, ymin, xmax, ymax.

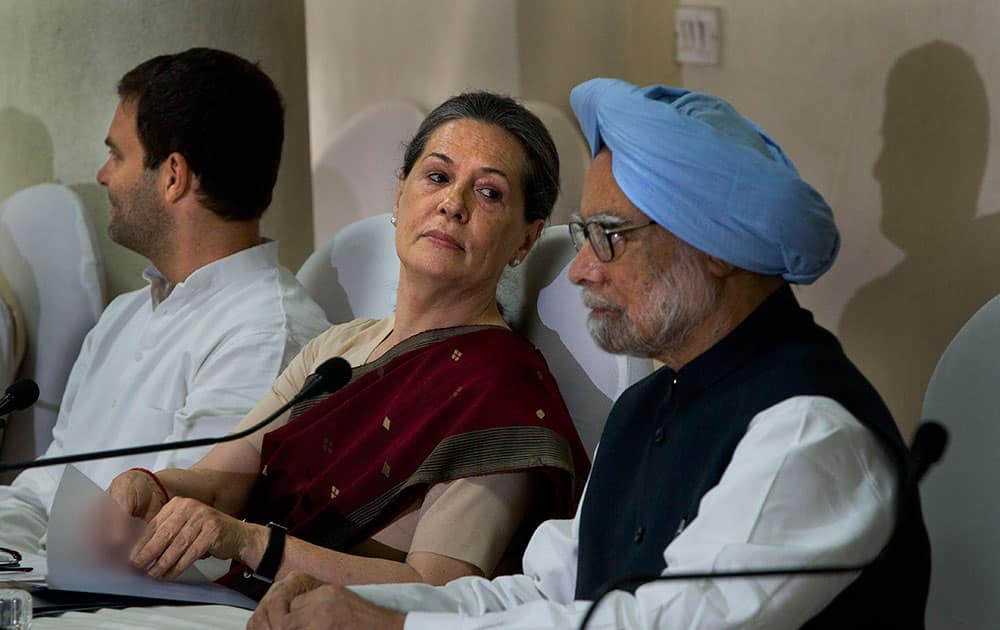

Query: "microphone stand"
<box><xmin>0</xmin><ymin>358</ymin><xmax>351</xmax><ymax>474</ymax></box>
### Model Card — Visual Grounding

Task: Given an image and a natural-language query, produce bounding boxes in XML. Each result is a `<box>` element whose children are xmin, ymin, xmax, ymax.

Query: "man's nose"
<box><xmin>568</xmin><ymin>240</ymin><xmax>604</xmax><ymax>286</ymax></box>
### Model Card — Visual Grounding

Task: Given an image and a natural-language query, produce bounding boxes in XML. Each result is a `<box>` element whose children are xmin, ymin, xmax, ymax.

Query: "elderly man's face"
<box><xmin>568</xmin><ymin>150</ymin><xmax>720</xmax><ymax>360</ymax></box>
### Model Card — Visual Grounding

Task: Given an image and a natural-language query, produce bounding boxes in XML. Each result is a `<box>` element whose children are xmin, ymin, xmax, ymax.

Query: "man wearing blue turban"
<box><xmin>248</xmin><ymin>79</ymin><xmax>930</xmax><ymax>629</ymax></box>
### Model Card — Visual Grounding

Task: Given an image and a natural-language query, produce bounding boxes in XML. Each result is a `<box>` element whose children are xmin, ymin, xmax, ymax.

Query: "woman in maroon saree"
<box><xmin>107</xmin><ymin>91</ymin><xmax>589</xmax><ymax>596</ymax></box>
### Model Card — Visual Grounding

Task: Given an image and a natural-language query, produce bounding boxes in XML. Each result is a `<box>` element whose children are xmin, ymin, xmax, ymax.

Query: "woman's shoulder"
<box><xmin>456</xmin><ymin>327</ymin><xmax>550</xmax><ymax>374</ymax></box>
<box><xmin>303</xmin><ymin>316</ymin><xmax>394</xmax><ymax>367</ymax></box>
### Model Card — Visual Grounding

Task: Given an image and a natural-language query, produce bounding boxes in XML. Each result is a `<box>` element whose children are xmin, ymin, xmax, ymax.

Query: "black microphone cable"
<box><xmin>0</xmin><ymin>357</ymin><xmax>351</xmax><ymax>474</ymax></box>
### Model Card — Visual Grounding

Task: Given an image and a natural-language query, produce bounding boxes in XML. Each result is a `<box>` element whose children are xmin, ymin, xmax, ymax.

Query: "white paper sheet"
<box><xmin>45</xmin><ymin>465</ymin><xmax>256</xmax><ymax>609</ymax></box>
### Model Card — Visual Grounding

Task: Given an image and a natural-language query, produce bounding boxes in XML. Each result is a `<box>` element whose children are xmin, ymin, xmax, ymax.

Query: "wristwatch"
<box><xmin>244</xmin><ymin>521</ymin><xmax>288</xmax><ymax>583</ymax></box>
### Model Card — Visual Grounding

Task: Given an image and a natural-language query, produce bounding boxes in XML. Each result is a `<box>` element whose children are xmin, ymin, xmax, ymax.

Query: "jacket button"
<box><xmin>633</xmin><ymin>526</ymin><xmax>645</xmax><ymax>543</ymax></box>
<box><xmin>654</xmin><ymin>427</ymin><xmax>665</xmax><ymax>444</ymax></box>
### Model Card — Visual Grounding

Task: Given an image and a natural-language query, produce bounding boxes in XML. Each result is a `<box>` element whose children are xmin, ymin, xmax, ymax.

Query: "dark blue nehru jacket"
<box><xmin>575</xmin><ymin>286</ymin><xmax>930</xmax><ymax>628</ymax></box>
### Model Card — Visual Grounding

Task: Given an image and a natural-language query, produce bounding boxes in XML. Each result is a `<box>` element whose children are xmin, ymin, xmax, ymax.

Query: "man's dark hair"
<box><xmin>117</xmin><ymin>47</ymin><xmax>284</xmax><ymax>221</ymax></box>
<box><xmin>401</xmin><ymin>92</ymin><xmax>560</xmax><ymax>223</ymax></box>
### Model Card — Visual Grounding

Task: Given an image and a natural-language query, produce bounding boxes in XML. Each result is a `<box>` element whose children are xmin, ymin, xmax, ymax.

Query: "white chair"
<box><xmin>523</xmin><ymin>100</ymin><xmax>591</xmax><ymax>226</ymax></box>
<box><xmin>920</xmin><ymin>294</ymin><xmax>1000</xmax><ymax>629</ymax></box>
<box><xmin>300</xmin><ymin>218</ymin><xmax>651</xmax><ymax>456</ymax></box>
<box><xmin>0</xmin><ymin>184</ymin><xmax>105</xmax><ymax>462</ymax></box>
<box><xmin>501</xmin><ymin>225</ymin><xmax>652</xmax><ymax>456</ymax></box>
<box><xmin>311</xmin><ymin>101</ymin><xmax>426</xmax><ymax>248</ymax></box>
<box><xmin>296</xmin><ymin>212</ymin><xmax>398</xmax><ymax>323</ymax></box>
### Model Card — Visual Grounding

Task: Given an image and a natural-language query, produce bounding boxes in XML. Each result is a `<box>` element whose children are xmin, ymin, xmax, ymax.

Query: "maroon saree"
<box><xmin>230</xmin><ymin>324</ymin><xmax>588</xmax><ymax>590</ymax></box>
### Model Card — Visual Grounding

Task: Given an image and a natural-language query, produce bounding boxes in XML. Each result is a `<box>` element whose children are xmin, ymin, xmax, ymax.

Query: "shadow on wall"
<box><xmin>0</xmin><ymin>107</ymin><xmax>143</xmax><ymax>299</ymax></box>
<box><xmin>0</xmin><ymin>107</ymin><xmax>53</xmax><ymax>376</ymax></box>
<box><xmin>839</xmin><ymin>41</ymin><xmax>996</xmax><ymax>438</ymax></box>
<box><xmin>0</xmin><ymin>107</ymin><xmax>54</xmax><ymax>201</ymax></box>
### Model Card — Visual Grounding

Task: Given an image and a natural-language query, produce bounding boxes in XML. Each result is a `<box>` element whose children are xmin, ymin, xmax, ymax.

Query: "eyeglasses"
<box><xmin>568</xmin><ymin>219</ymin><xmax>656</xmax><ymax>262</ymax></box>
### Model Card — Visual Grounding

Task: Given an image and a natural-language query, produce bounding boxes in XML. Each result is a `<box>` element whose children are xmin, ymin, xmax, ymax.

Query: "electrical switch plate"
<box><xmin>675</xmin><ymin>6</ymin><xmax>721</xmax><ymax>65</ymax></box>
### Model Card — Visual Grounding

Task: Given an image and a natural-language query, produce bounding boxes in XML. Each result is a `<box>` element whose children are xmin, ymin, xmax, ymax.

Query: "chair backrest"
<box><xmin>920</xmin><ymin>294</ymin><xmax>1000</xmax><ymax>629</ymax></box>
<box><xmin>522</xmin><ymin>100</ymin><xmax>591</xmax><ymax>226</ymax></box>
<box><xmin>0</xmin><ymin>184</ymin><xmax>105</xmax><ymax>461</ymax></box>
<box><xmin>296</xmin><ymin>213</ymin><xmax>398</xmax><ymax>323</ymax></box>
<box><xmin>500</xmin><ymin>225</ymin><xmax>652</xmax><ymax>456</ymax></box>
<box><xmin>299</xmin><ymin>218</ymin><xmax>651</xmax><ymax>456</ymax></box>
<box><xmin>311</xmin><ymin>101</ymin><xmax>425</xmax><ymax>247</ymax></box>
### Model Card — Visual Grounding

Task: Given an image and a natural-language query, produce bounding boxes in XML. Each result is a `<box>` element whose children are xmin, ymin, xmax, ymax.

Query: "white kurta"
<box><xmin>0</xmin><ymin>241</ymin><xmax>329</xmax><ymax>553</ymax></box>
<box><xmin>352</xmin><ymin>395</ymin><xmax>897</xmax><ymax>629</ymax></box>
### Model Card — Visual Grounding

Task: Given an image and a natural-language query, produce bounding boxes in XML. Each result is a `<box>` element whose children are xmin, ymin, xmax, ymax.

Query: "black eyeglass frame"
<box><xmin>568</xmin><ymin>219</ymin><xmax>656</xmax><ymax>262</ymax></box>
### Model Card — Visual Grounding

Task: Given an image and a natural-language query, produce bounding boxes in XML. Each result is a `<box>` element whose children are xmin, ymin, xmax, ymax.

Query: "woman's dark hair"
<box><xmin>401</xmin><ymin>92</ymin><xmax>560</xmax><ymax>223</ymax></box>
<box><xmin>117</xmin><ymin>47</ymin><xmax>284</xmax><ymax>221</ymax></box>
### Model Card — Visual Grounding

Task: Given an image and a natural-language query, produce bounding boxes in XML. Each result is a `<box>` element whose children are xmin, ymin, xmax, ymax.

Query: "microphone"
<box><xmin>577</xmin><ymin>421</ymin><xmax>949</xmax><ymax>630</ymax></box>
<box><xmin>0</xmin><ymin>357</ymin><xmax>352</xmax><ymax>473</ymax></box>
<box><xmin>0</xmin><ymin>379</ymin><xmax>40</xmax><ymax>417</ymax></box>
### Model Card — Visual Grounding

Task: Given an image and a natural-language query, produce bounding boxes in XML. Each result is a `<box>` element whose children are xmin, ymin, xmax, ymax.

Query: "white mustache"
<box><xmin>581</xmin><ymin>290</ymin><xmax>622</xmax><ymax>313</ymax></box>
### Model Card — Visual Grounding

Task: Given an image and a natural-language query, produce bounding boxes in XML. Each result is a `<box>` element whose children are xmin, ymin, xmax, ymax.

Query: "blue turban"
<box><xmin>570</xmin><ymin>78</ymin><xmax>839</xmax><ymax>284</ymax></box>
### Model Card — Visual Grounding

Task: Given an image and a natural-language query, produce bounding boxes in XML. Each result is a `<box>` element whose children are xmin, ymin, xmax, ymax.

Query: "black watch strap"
<box><xmin>245</xmin><ymin>521</ymin><xmax>287</xmax><ymax>584</ymax></box>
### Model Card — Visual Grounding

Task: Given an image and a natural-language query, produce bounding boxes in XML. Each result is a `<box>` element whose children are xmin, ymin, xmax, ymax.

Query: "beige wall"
<box><xmin>0</xmin><ymin>0</ymin><xmax>313</xmax><ymax>299</ymax></box>
<box><xmin>682</xmin><ymin>1</ymin><xmax>1000</xmax><ymax>439</ymax></box>
<box><xmin>304</xmin><ymin>0</ymin><xmax>680</xmax><ymax>243</ymax></box>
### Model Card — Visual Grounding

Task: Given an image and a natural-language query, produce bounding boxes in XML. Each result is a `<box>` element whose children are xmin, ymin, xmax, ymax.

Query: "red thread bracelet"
<box><xmin>128</xmin><ymin>467</ymin><xmax>170</xmax><ymax>502</ymax></box>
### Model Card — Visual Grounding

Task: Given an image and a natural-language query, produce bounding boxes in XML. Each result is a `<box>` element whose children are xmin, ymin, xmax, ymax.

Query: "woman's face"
<box><xmin>393</xmin><ymin>118</ymin><xmax>543</xmax><ymax>293</ymax></box>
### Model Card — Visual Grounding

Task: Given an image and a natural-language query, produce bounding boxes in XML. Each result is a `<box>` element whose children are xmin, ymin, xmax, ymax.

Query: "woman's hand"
<box><xmin>248</xmin><ymin>571</ymin><xmax>405</xmax><ymax>630</ymax></box>
<box><xmin>107</xmin><ymin>469</ymin><xmax>170</xmax><ymax>522</ymax></box>
<box><xmin>130</xmin><ymin>496</ymin><xmax>265</xmax><ymax>580</ymax></box>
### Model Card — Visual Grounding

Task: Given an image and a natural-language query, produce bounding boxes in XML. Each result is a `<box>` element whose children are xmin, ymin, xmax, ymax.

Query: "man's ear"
<box><xmin>705</xmin><ymin>254</ymin><xmax>736</xmax><ymax>279</ymax></box>
<box><xmin>161</xmin><ymin>152</ymin><xmax>192</xmax><ymax>204</ymax></box>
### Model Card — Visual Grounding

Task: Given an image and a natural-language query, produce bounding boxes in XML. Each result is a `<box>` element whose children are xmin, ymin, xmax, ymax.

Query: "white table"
<box><xmin>32</xmin><ymin>605</ymin><xmax>252</xmax><ymax>629</ymax></box>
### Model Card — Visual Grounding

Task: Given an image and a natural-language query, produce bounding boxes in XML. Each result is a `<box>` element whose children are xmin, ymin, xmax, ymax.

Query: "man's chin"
<box><xmin>586</xmin><ymin>318</ymin><xmax>625</xmax><ymax>352</ymax></box>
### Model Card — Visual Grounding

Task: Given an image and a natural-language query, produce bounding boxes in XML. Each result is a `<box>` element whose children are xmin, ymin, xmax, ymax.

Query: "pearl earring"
<box><xmin>510</xmin><ymin>258</ymin><xmax>522</xmax><ymax>268</ymax></box>
<box><xmin>390</xmin><ymin>216</ymin><xmax>397</xmax><ymax>226</ymax></box>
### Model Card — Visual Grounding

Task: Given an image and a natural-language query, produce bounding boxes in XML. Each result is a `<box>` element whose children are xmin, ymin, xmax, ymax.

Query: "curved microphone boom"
<box><xmin>577</xmin><ymin>421</ymin><xmax>949</xmax><ymax>630</ymax></box>
<box><xmin>0</xmin><ymin>379</ymin><xmax>40</xmax><ymax>417</ymax></box>
<box><xmin>0</xmin><ymin>357</ymin><xmax>352</xmax><ymax>473</ymax></box>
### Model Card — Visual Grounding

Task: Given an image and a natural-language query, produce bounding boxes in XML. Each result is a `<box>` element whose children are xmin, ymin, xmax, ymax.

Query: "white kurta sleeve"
<box><xmin>151</xmin><ymin>328</ymin><xmax>300</xmax><ymax>472</ymax></box>
<box><xmin>354</xmin><ymin>395</ymin><xmax>896</xmax><ymax>630</ymax></box>
<box><xmin>0</xmin><ymin>319</ymin><xmax>100</xmax><ymax>551</ymax></box>
<box><xmin>0</xmin><ymin>320</ymin><xmax>99</xmax><ymax>511</ymax></box>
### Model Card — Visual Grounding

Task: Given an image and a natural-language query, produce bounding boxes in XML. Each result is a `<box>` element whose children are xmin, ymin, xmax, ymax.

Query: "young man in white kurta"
<box><xmin>0</xmin><ymin>241</ymin><xmax>327</xmax><ymax>553</ymax></box>
<box><xmin>0</xmin><ymin>48</ymin><xmax>331</xmax><ymax>555</ymax></box>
